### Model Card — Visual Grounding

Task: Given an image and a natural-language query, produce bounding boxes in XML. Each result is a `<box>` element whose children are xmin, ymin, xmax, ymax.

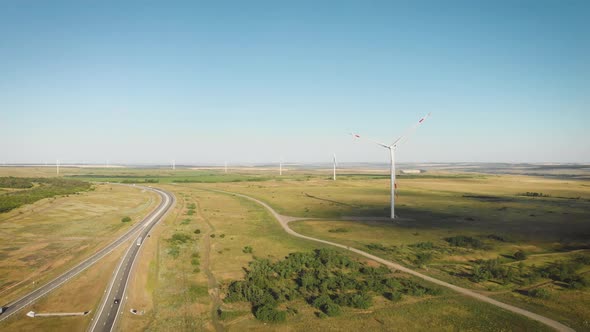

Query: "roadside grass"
<box><xmin>0</xmin><ymin>240</ymin><xmax>129</xmax><ymax>332</ymax></box>
<box><xmin>491</xmin><ymin>286</ymin><xmax>590</xmax><ymax>331</ymax></box>
<box><xmin>0</xmin><ymin>184</ymin><xmax>159</xmax><ymax>304</ymax></box>
<box><xmin>220</xmin><ymin>294</ymin><xmax>551</xmax><ymax>332</ymax></box>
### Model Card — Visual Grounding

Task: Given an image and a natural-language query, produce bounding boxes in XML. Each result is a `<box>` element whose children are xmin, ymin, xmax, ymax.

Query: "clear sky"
<box><xmin>1</xmin><ymin>1</ymin><xmax>588</xmax><ymax>164</ymax></box>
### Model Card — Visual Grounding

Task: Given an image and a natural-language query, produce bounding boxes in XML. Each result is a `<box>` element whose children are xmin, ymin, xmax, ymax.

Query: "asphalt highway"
<box><xmin>88</xmin><ymin>187</ymin><xmax>174</xmax><ymax>332</ymax></box>
<box><xmin>0</xmin><ymin>185</ymin><xmax>174</xmax><ymax>327</ymax></box>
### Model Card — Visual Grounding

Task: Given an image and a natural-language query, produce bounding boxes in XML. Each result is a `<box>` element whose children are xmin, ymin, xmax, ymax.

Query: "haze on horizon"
<box><xmin>1</xmin><ymin>1</ymin><xmax>588</xmax><ymax>165</ymax></box>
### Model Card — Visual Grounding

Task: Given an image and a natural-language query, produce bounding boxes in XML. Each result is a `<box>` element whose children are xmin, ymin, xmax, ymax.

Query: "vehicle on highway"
<box><xmin>136</xmin><ymin>237</ymin><xmax>142</xmax><ymax>246</ymax></box>
<box><xmin>114</xmin><ymin>299</ymin><xmax>120</xmax><ymax>305</ymax></box>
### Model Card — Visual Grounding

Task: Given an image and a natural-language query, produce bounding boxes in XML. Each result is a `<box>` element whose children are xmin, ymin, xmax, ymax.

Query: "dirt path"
<box><xmin>221</xmin><ymin>190</ymin><xmax>575</xmax><ymax>332</ymax></box>
<box><xmin>195</xmin><ymin>198</ymin><xmax>223</xmax><ymax>332</ymax></box>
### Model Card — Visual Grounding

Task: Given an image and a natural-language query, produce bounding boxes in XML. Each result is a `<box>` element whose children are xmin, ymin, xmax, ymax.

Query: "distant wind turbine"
<box><xmin>333</xmin><ymin>153</ymin><xmax>337</xmax><ymax>181</ymax></box>
<box><xmin>279</xmin><ymin>158</ymin><xmax>283</xmax><ymax>176</ymax></box>
<box><xmin>352</xmin><ymin>113</ymin><xmax>431</xmax><ymax>219</ymax></box>
<box><xmin>225</xmin><ymin>161</ymin><xmax>228</xmax><ymax>174</ymax></box>
<box><xmin>172</xmin><ymin>160</ymin><xmax>176</xmax><ymax>171</ymax></box>
<box><xmin>56</xmin><ymin>159</ymin><xmax>60</xmax><ymax>175</ymax></box>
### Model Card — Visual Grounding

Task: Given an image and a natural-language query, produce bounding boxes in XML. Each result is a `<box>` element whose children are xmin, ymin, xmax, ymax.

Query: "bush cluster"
<box><xmin>224</xmin><ymin>249</ymin><xmax>440</xmax><ymax>322</ymax></box>
<box><xmin>470</xmin><ymin>256</ymin><xmax>589</xmax><ymax>289</ymax></box>
<box><xmin>445</xmin><ymin>235</ymin><xmax>483</xmax><ymax>249</ymax></box>
<box><xmin>0</xmin><ymin>177</ymin><xmax>34</xmax><ymax>188</ymax></box>
<box><xmin>0</xmin><ymin>177</ymin><xmax>91</xmax><ymax>213</ymax></box>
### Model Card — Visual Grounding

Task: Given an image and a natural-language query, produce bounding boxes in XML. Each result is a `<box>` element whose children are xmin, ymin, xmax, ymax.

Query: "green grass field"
<box><xmin>1</xmin><ymin>166</ymin><xmax>588</xmax><ymax>331</ymax></box>
<box><xmin>120</xmin><ymin>182</ymin><xmax>551</xmax><ymax>331</ymax></box>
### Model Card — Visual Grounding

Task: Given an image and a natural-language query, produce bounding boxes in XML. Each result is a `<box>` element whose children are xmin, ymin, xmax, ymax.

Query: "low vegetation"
<box><xmin>121</xmin><ymin>216</ymin><xmax>132</xmax><ymax>222</ymax></box>
<box><xmin>444</xmin><ymin>235</ymin><xmax>484</xmax><ymax>249</ymax></box>
<box><xmin>519</xmin><ymin>192</ymin><xmax>550</xmax><ymax>197</ymax></box>
<box><xmin>224</xmin><ymin>248</ymin><xmax>441</xmax><ymax>322</ymax></box>
<box><xmin>0</xmin><ymin>177</ymin><xmax>92</xmax><ymax>212</ymax></box>
<box><xmin>0</xmin><ymin>177</ymin><xmax>34</xmax><ymax>188</ymax></box>
<box><xmin>470</xmin><ymin>256</ymin><xmax>590</xmax><ymax>289</ymax></box>
<box><xmin>167</xmin><ymin>232</ymin><xmax>194</xmax><ymax>259</ymax></box>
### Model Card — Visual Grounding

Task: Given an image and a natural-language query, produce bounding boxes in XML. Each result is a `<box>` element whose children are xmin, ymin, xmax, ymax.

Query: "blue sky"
<box><xmin>1</xmin><ymin>1</ymin><xmax>588</xmax><ymax>164</ymax></box>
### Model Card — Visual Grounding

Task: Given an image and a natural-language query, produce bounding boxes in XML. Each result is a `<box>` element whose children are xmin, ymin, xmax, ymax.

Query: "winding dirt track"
<box><xmin>221</xmin><ymin>190</ymin><xmax>574</xmax><ymax>332</ymax></box>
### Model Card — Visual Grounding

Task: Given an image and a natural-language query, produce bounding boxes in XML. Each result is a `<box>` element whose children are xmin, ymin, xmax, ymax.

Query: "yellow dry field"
<box><xmin>0</xmin><ymin>241</ymin><xmax>129</xmax><ymax>332</ymax></box>
<box><xmin>0</xmin><ymin>183</ymin><xmax>159</xmax><ymax>304</ymax></box>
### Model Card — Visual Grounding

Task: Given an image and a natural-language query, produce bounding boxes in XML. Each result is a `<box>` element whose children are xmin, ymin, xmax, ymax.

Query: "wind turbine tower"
<box><xmin>172</xmin><ymin>160</ymin><xmax>176</xmax><ymax>171</ymax></box>
<box><xmin>333</xmin><ymin>153</ymin><xmax>337</xmax><ymax>181</ymax></box>
<box><xmin>279</xmin><ymin>159</ymin><xmax>283</xmax><ymax>176</ymax></box>
<box><xmin>225</xmin><ymin>161</ymin><xmax>228</xmax><ymax>174</ymax></box>
<box><xmin>352</xmin><ymin>113</ymin><xmax>431</xmax><ymax>219</ymax></box>
<box><xmin>56</xmin><ymin>159</ymin><xmax>60</xmax><ymax>175</ymax></box>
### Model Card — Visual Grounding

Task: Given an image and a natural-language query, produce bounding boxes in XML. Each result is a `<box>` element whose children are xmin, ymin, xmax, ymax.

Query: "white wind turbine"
<box><xmin>352</xmin><ymin>113</ymin><xmax>431</xmax><ymax>219</ymax></box>
<box><xmin>333</xmin><ymin>153</ymin><xmax>337</xmax><ymax>181</ymax></box>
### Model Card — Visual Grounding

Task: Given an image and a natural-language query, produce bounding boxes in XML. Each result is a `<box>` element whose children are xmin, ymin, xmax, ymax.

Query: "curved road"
<box><xmin>88</xmin><ymin>187</ymin><xmax>174</xmax><ymax>332</ymax></box>
<box><xmin>0</xmin><ymin>185</ymin><xmax>174</xmax><ymax>326</ymax></box>
<box><xmin>220</xmin><ymin>189</ymin><xmax>574</xmax><ymax>332</ymax></box>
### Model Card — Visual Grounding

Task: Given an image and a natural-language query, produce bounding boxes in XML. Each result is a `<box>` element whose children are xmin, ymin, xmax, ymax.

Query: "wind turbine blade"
<box><xmin>390</xmin><ymin>112</ymin><xmax>431</xmax><ymax>147</ymax></box>
<box><xmin>350</xmin><ymin>132</ymin><xmax>389</xmax><ymax>148</ymax></box>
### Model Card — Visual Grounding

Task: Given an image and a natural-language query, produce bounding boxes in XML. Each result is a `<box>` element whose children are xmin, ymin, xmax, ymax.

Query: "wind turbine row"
<box><xmin>352</xmin><ymin>113</ymin><xmax>431</xmax><ymax>219</ymax></box>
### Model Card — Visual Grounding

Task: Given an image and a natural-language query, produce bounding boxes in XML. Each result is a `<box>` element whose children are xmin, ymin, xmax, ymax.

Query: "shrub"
<box><xmin>121</xmin><ymin>216</ymin><xmax>132</xmax><ymax>223</ymax></box>
<box><xmin>169</xmin><ymin>233</ymin><xmax>192</xmax><ymax>244</ymax></box>
<box><xmin>410</xmin><ymin>242</ymin><xmax>434</xmax><ymax>250</ymax></box>
<box><xmin>514</xmin><ymin>250</ymin><xmax>527</xmax><ymax>261</ymax></box>
<box><xmin>444</xmin><ymin>235</ymin><xmax>483</xmax><ymax>248</ymax></box>
<box><xmin>243</xmin><ymin>246</ymin><xmax>253</xmax><ymax>254</ymax></box>
<box><xmin>366</xmin><ymin>243</ymin><xmax>389</xmax><ymax>251</ymax></box>
<box><xmin>328</xmin><ymin>228</ymin><xmax>349</xmax><ymax>233</ymax></box>
<box><xmin>194</xmin><ymin>229</ymin><xmax>201</xmax><ymax>234</ymax></box>
<box><xmin>349</xmin><ymin>292</ymin><xmax>372</xmax><ymax>309</ymax></box>
<box><xmin>254</xmin><ymin>304</ymin><xmax>286</xmax><ymax>322</ymax></box>
<box><xmin>414</xmin><ymin>252</ymin><xmax>433</xmax><ymax>266</ymax></box>
<box><xmin>322</xmin><ymin>302</ymin><xmax>341</xmax><ymax>317</ymax></box>
<box><xmin>528</xmin><ymin>288</ymin><xmax>550</xmax><ymax>299</ymax></box>
<box><xmin>312</xmin><ymin>294</ymin><xmax>332</xmax><ymax>309</ymax></box>
<box><xmin>168</xmin><ymin>245</ymin><xmax>180</xmax><ymax>258</ymax></box>
<box><xmin>384</xmin><ymin>291</ymin><xmax>402</xmax><ymax>301</ymax></box>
